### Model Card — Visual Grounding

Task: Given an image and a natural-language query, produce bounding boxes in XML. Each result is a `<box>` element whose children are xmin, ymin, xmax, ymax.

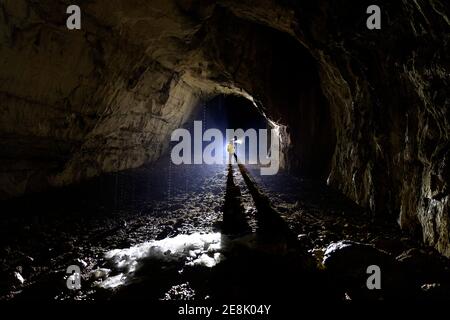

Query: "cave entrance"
<box><xmin>177</xmin><ymin>94</ymin><xmax>279</xmax><ymax>173</ymax></box>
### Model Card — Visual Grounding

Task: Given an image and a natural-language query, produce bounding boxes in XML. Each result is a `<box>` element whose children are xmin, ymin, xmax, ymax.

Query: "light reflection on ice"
<box><xmin>100</xmin><ymin>273</ymin><xmax>126</xmax><ymax>289</ymax></box>
<box><xmin>99</xmin><ymin>233</ymin><xmax>223</xmax><ymax>289</ymax></box>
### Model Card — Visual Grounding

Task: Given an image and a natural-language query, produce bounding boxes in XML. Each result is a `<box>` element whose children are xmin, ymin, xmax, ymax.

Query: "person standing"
<box><xmin>226</xmin><ymin>139</ymin><xmax>235</xmax><ymax>164</ymax></box>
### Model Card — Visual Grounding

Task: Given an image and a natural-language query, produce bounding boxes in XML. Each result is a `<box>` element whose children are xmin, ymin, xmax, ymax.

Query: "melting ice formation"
<box><xmin>99</xmin><ymin>233</ymin><xmax>223</xmax><ymax>289</ymax></box>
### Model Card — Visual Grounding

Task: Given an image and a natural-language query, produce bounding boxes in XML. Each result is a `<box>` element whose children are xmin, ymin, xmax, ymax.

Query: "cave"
<box><xmin>0</xmin><ymin>0</ymin><xmax>449</xmax><ymax>307</ymax></box>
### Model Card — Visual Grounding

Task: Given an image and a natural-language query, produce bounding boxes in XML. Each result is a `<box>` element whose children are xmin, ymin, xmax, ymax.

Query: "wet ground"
<box><xmin>1</xmin><ymin>157</ymin><xmax>450</xmax><ymax>301</ymax></box>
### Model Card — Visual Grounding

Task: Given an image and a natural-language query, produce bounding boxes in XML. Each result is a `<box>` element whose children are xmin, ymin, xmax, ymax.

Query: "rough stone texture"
<box><xmin>0</xmin><ymin>1</ymin><xmax>449</xmax><ymax>256</ymax></box>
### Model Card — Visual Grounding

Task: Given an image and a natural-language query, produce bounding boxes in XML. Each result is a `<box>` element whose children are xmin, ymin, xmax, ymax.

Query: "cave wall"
<box><xmin>303</xmin><ymin>0</ymin><xmax>450</xmax><ymax>256</ymax></box>
<box><xmin>0</xmin><ymin>0</ymin><xmax>448</xmax><ymax>256</ymax></box>
<box><xmin>0</xmin><ymin>0</ymin><xmax>203</xmax><ymax>196</ymax></box>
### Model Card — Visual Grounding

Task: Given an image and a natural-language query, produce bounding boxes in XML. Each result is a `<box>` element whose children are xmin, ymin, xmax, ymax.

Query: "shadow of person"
<box><xmin>221</xmin><ymin>164</ymin><xmax>252</xmax><ymax>236</ymax></box>
<box><xmin>197</xmin><ymin>162</ymin><xmax>332</xmax><ymax>302</ymax></box>
<box><xmin>236</xmin><ymin>163</ymin><xmax>296</xmax><ymax>247</ymax></box>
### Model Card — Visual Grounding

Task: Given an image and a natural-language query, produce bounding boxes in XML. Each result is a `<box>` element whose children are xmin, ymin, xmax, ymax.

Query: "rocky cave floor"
<box><xmin>1</xmin><ymin>159</ymin><xmax>450</xmax><ymax>301</ymax></box>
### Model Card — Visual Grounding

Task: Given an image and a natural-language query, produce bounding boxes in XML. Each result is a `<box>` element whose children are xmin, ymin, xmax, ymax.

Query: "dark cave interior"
<box><xmin>0</xmin><ymin>0</ymin><xmax>449</xmax><ymax>305</ymax></box>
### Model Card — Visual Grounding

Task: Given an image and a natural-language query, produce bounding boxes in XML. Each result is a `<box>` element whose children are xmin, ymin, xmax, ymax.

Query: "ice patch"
<box><xmin>100</xmin><ymin>233</ymin><xmax>223</xmax><ymax>289</ymax></box>
<box><xmin>100</xmin><ymin>273</ymin><xmax>126</xmax><ymax>289</ymax></box>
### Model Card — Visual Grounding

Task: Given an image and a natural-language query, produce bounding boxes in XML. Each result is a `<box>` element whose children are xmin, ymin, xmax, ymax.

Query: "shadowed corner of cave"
<box><xmin>1</xmin><ymin>0</ymin><xmax>450</xmax><ymax>304</ymax></box>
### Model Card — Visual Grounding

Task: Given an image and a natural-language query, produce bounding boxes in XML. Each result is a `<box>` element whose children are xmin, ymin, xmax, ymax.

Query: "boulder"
<box><xmin>323</xmin><ymin>240</ymin><xmax>414</xmax><ymax>300</ymax></box>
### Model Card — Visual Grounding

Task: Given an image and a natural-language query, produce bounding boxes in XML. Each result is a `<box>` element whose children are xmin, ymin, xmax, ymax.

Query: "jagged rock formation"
<box><xmin>0</xmin><ymin>0</ymin><xmax>448</xmax><ymax>256</ymax></box>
